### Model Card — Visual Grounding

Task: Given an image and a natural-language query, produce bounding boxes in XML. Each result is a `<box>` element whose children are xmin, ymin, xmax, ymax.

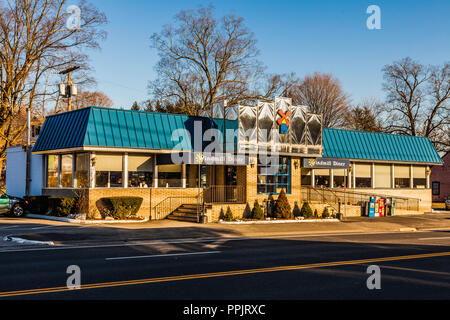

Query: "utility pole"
<box><xmin>25</xmin><ymin>107</ymin><xmax>31</xmax><ymax>197</ymax></box>
<box><xmin>59</xmin><ymin>66</ymin><xmax>79</xmax><ymax>112</ymax></box>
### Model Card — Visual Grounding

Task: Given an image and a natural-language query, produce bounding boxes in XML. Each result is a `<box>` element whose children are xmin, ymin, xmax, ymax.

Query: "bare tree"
<box><xmin>72</xmin><ymin>91</ymin><xmax>114</xmax><ymax>109</ymax></box>
<box><xmin>287</xmin><ymin>72</ymin><xmax>351</xmax><ymax>128</ymax></box>
<box><xmin>382</xmin><ymin>57</ymin><xmax>449</xmax><ymax>152</ymax></box>
<box><xmin>0</xmin><ymin>0</ymin><xmax>107</xmax><ymax>171</ymax></box>
<box><xmin>149</xmin><ymin>6</ymin><xmax>294</xmax><ymax>115</ymax></box>
<box><xmin>343</xmin><ymin>98</ymin><xmax>383</xmax><ymax>132</ymax></box>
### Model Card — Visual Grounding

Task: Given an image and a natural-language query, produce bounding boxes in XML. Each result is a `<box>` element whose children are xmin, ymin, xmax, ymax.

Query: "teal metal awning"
<box><xmin>33</xmin><ymin>107</ymin><xmax>237</xmax><ymax>153</ymax></box>
<box><xmin>323</xmin><ymin>128</ymin><xmax>442</xmax><ymax>164</ymax></box>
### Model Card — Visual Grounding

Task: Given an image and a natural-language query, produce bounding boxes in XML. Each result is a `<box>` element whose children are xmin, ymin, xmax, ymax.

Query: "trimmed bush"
<box><xmin>47</xmin><ymin>197</ymin><xmax>76</xmax><ymax>217</ymax></box>
<box><xmin>314</xmin><ymin>209</ymin><xmax>319</xmax><ymax>218</ymax></box>
<box><xmin>274</xmin><ymin>190</ymin><xmax>293</xmax><ymax>219</ymax></box>
<box><xmin>224</xmin><ymin>206</ymin><xmax>233</xmax><ymax>221</ymax></box>
<box><xmin>100</xmin><ymin>197</ymin><xmax>143</xmax><ymax>220</ymax></box>
<box><xmin>300</xmin><ymin>202</ymin><xmax>313</xmax><ymax>219</ymax></box>
<box><xmin>252</xmin><ymin>200</ymin><xmax>264</xmax><ymax>220</ymax></box>
<box><xmin>322</xmin><ymin>207</ymin><xmax>330</xmax><ymax>218</ymax></box>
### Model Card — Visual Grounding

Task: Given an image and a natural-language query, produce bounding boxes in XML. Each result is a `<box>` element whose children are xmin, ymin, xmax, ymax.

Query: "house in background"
<box><xmin>431</xmin><ymin>152</ymin><xmax>450</xmax><ymax>203</ymax></box>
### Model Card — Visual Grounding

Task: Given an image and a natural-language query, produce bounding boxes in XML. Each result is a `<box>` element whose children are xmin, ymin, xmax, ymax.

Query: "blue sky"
<box><xmin>86</xmin><ymin>0</ymin><xmax>450</xmax><ymax>108</ymax></box>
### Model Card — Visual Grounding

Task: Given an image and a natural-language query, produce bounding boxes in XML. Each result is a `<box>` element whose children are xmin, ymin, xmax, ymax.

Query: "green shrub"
<box><xmin>252</xmin><ymin>200</ymin><xmax>264</xmax><ymax>220</ymax></box>
<box><xmin>48</xmin><ymin>197</ymin><xmax>76</xmax><ymax>217</ymax></box>
<box><xmin>100</xmin><ymin>197</ymin><xmax>143</xmax><ymax>220</ymax></box>
<box><xmin>224</xmin><ymin>206</ymin><xmax>233</xmax><ymax>221</ymax></box>
<box><xmin>322</xmin><ymin>207</ymin><xmax>330</xmax><ymax>218</ymax></box>
<box><xmin>314</xmin><ymin>209</ymin><xmax>319</xmax><ymax>218</ymax></box>
<box><xmin>300</xmin><ymin>202</ymin><xmax>313</xmax><ymax>219</ymax></box>
<box><xmin>274</xmin><ymin>190</ymin><xmax>293</xmax><ymax>219</ymax></box>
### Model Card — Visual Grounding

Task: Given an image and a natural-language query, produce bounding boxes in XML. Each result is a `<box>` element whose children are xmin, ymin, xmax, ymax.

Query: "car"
<box><xmin>445</xmin><ymin>196</ymin><xmax>450</xmax><ymax>211</ymax></box>
<box><xmin>0</xmin><ymin>190</ymin><xmax>29</xmax><ymax>217</ymax></box>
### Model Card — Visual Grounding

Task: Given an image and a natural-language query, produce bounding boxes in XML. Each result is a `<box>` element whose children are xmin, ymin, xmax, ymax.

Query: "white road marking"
<box><xmin>418</xmin><ymin>236</ymin><xmax>450</xmax><ymax>241</ymax></box>
<box><xmin>0</xmin><ymin>225</ymin><xmax>21</xmax><ymax>230</ymax></box>
<box><xmin>105</xmin><ymin>251</ymin><xmax>221</xmax><ymax>261</ymax></box>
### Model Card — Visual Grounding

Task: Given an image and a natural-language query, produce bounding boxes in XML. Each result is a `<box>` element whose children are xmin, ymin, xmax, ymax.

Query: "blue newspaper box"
<box><xmin>368</xmin><ymin>196</ymin><xmax>376</xmax><ymax>217</ymax></box>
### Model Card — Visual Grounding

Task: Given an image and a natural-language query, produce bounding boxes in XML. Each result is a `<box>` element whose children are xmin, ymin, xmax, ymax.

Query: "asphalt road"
<box><xmin>0</xmin><ymin>224</ymin><xmax>449</xmax><ymax>300</ymax></box>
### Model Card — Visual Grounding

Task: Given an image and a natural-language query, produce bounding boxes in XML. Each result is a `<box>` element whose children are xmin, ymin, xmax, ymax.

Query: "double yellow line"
<box><xmin>1</xmin><ymin>251</ymin><xmax>449</xmax><ymax>298</ymax></box>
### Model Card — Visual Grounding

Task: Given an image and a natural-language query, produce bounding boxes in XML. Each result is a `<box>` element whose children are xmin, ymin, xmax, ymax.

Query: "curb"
<box><xmin>218</xmin><ymin>218</ymin><xmax>340</xmax><ymax>225</ymax></box>
<box><xmin>2</xmin><ymin>236</ymin><xmax>54</xmax><ymax>246</ymax></box>
<box><xmin>26</xmin><ymin>214</ymin><xmax>149</xmax><ymax>224</ymax></box>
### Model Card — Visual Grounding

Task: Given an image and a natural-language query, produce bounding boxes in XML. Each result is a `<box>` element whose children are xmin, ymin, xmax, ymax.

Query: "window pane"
<box><xmin>413</xmin><ymin>166</ymin><xmax>426</xmax><ymax>179</ymax></box>
<box><xmin>95</xmin><ymin>172</ymin><xmax>108</xmax><ymax>188</ymax></box>
<box><xmin>61</xmin><ymin>154</ymin><xmax>73</xmax><ymax>188</ymax></box>
<box><xmin>395</xmin><ymin>165</ymin><xmax>410</xmax><ymax>178</ymax></box>
<box><xmin>47</xmin><ymin>155</ymin><xmax>59</xmax><ymax>188</ymax></box>
<box><xmin>95</xmin><ymin>154</ymin><xmax>122</xmax><ymax>171</ymax></box>
<box><xmin>110</xmin><ymin>172</ymin><xmax>123</xmax><ymax>188</ymax></box>
<box><xmin>395</xmin><ymin>178</ymin><xmax>410</xmax><ymax>188</ymax></box>
<box><xmin>374</xmin><ymin>165</ymin><xmax>391</xmax><ymax>188</ymax></box>
<box><xmin>75</xmin><ymin>153</ymin><xmax>89</xmax><ymax>188</ymax></box>
<box><xmin>301</xmin><ymin>168</ymin><xmax>312</xmax><ymax>186</ymax></box>
<box><xmin>355</xmin><ymin>177</ymin><xmax>371</xmax><ymax>188</ymax></box>
<box><xmin>128</xmin><ymin>172</ymin><xmax>152</xmax><ymax>188</ymax></box>
<box><xmin>355</xmin><ymin>163</ymin><xmax>371</xmax><ymax>178</ymax></box>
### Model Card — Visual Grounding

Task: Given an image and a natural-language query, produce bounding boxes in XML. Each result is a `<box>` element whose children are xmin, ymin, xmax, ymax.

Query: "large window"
<box><xmin>158</xmin><ymin>164</ymin><xmax>182</xmax><ymax>188</ymax></box>
<box><xmin>47</xmin><ymin>155</ymin><xmax>59</xmax><ymax>187</ymax></box>
<box><xmin>60</xmin><ymin>154</ymin><xmax>73</xmax><ymax>188</ymax></box>
<box><xmin>394</xmin><ymin>165</ymin><xmax>410</xmax><ymax>188</ymax></box>
<box><xmin>128</xmin><ymin>155</ymin><xmax>153</xmax><ymax>188</ymax></box>
<box><xmin>355</xmin><ymin>163</ymin><xmax>371</xmax><ymax>188</ymax></box>
<box><xmin>374</xmin><ymin>164</ymin><xmax>391</xmax><ymax>188</ymax></box>
<box><xmin>333</xmin><ymin>169</ymin><xmax>348</xmax><ymax>188</ymax></box>
<box><xmin>413</xmin><ymin>166</ymin><xmax>426</xmax><ymax>188</ymax></box>
<box><xmin>257</xmin><ymin>156</ymin><xmax>291</xmax><ymax>194</ymax></box>
<box><xmin>95</xmin><ymin>154</ymin><xmax>123</xmax><ymax>188</ymax></box>
<box><xmin>75</xmin><ymin>153</ymin><xmax>89</xmax><ymax>188</ymax></box>
<box><xmin>315</xmin><ymin>169</ymin><xmax>330</xmax><ymax>187</ymax></box>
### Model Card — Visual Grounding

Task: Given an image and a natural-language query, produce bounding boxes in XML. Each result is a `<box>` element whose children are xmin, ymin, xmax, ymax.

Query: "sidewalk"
<box><xmin>6</xmin><ymin>212</ymin><xmax>450</xmax><ymax>246</ymax></box>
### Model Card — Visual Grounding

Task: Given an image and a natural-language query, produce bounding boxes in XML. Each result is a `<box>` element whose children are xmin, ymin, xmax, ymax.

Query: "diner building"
<box><xmin>8</xmin><ymin>97</ymin><xmax>443</xmax><ymax>221</ymax></box>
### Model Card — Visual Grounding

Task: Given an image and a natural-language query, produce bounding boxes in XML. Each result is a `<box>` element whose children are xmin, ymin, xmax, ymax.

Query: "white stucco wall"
<box><xmin>6</xmin><ymin>147</ymin><xmax>43</xmax><ymax>197</ymax></box>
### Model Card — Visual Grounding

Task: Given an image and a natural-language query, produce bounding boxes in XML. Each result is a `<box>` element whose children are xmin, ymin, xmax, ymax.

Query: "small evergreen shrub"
<box><xmin>322</xmin><ymin>207</ymin><xmax>330</xmax><ymax>218</ymax></box>
<box><xmin>314</xmin><ymin>209</ymin><xmax>319</xmax><ymax>218</ymax></box>
<box><xmin>274</xmin><ymin>190</ymin><xmax>293</xmax><ymax>219</ymax></box>
<box><xmin>252</xmin><ymin>200</ymin><xmax>264</xmax><ymax>220</ymax></box>
<box><xmin>300</xmin><ymin>202</ymin><xmax>313</xmax><ymax>219</ymax></box>
<box><xmin>224</xmin><ymin>206</ymin><xmax>233</xmax><ymax>221</ymax></box>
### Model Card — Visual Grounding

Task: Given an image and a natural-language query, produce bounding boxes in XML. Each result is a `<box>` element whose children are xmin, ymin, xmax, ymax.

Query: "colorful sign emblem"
<box><xmin>277</xmin><ymin>110</ymin><xmax>290</xmax><ymax>134</ymax></box>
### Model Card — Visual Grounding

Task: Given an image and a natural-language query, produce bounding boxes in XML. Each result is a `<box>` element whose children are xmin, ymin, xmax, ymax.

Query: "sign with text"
<box><xmin>303</xmin><ymin>158</ymin><xmax>350</xmax><ymax>169</ymax></box>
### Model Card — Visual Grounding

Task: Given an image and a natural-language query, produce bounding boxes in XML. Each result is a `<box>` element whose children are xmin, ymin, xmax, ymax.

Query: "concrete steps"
<box><xmin>166</xmin><ymin>204</ymin><xmax>202</xmax><ymax>223</ymax></box>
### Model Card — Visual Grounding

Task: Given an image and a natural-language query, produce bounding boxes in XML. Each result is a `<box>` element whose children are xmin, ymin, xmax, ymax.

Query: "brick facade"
<box><xmin>430</xmin><ymin>152</ymin><xmax>449</xmax><ymax>202</ymax></box>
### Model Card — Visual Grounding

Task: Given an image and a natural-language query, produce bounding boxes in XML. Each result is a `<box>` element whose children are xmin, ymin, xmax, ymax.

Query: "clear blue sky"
<box><xmin>86</xmin><ymin>0</ymin><xmax>450</xmax><ymax>108</ymax></box>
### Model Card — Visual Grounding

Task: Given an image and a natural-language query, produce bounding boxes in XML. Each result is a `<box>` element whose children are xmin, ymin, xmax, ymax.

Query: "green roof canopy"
<box><xmin>33</xmin><ymin>107</ymin><xmax>442</xmax><ymax>165</ymax></box>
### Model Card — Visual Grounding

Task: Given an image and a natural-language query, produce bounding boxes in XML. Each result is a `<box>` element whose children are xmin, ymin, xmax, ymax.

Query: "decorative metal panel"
<box><xmin>225</xmin><ymin>106</ymin><xmax>238</xmax><ymax>120</ymax></box>
<box><xmin>306</xmin><ymin>114</ymin><xmax>323</xmax><ymax>146</ymax></box>
<box><xmin>238</xmin><ymin>105</ymin><xmax>257</xmax><ymax>152</ymax></box>
<box><xmin>211</xmin><ymin>101</ymin><xmax>224</xmax><ymax>118</ymax></box>
<box><xmin>257</xmin><ymin>101</ymin><xmax>274</xmax><ymax>146</ymax></box>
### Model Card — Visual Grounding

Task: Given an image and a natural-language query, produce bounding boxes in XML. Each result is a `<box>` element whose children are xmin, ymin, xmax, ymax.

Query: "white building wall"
<box><xmin>6</xmin><ymin>147</ymin><xmax>43</xmax><ymax>197</ymax></box>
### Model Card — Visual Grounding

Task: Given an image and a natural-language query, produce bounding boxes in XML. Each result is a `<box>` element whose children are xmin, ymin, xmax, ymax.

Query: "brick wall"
<box><xmin>430</xmin><ymin>152</ymin><xmax>449</xmax><ymax>202</ymax></box>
